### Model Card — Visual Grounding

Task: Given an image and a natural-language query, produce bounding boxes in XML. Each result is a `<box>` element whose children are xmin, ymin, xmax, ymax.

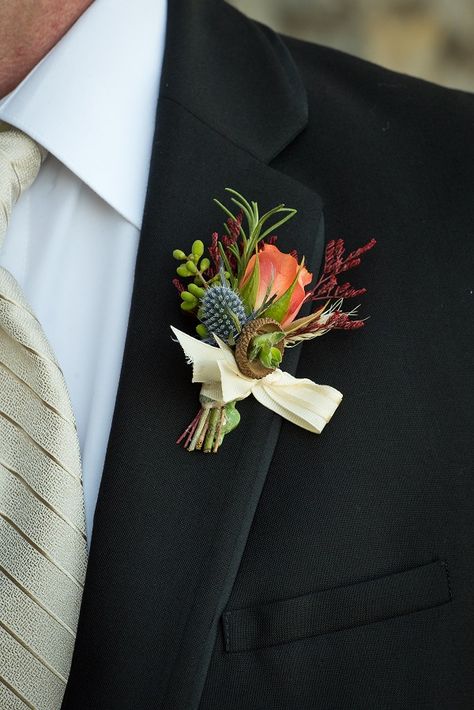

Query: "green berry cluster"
<box><xmin>173</xmin><ymin>240</ymin><xmax>210</xmax><ymax>313</ymax></box>
<box><xmin>173</xmin><ymin>240</ymin><xmax>231</xmax><ymax>339</ymax></box>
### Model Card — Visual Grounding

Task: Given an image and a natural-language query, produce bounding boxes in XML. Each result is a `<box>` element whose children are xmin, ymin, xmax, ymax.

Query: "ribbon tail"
<box><xmin>171</xmin><ymin>326</ymin><xmax>225</xmax><ymax>384</ymax></box>
<box><xmin>252</xmin><ymin>375</ymin><xmax>343</xmax><ymax>434</ymax></box>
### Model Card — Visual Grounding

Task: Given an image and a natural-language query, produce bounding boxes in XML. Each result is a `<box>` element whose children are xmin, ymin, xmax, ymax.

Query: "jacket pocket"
<box><xmin>222</xmin><ymin>559</ymin><xmax>452</xmax><ymax>652</ymax></box>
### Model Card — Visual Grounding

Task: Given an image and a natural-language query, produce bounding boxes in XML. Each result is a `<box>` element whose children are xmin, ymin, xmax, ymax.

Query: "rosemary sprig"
<box><xmin>214</xmin><ymin>188</ymin><xmax>297</xmax><ymax>281</ymax></box>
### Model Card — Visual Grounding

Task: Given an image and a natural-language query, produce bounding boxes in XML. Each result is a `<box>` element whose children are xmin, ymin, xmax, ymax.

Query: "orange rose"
<box><xmin>239</xmin><ymin>244</ymin><xmax>312</xmax><ymax>326</ymax></box>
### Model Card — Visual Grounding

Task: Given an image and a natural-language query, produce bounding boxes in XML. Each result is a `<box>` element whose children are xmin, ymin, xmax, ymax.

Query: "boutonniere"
<box><xmin>171</xmin><ymin>189</ymin><xmax>376</xmax><ymax>453</ymax></box>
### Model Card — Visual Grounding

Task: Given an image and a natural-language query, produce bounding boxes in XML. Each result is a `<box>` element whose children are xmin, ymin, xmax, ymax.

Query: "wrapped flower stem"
<box><xmin>177</xmin><ymin>397</ymin><xmax>241</xmax><ymax>453</ymax></box>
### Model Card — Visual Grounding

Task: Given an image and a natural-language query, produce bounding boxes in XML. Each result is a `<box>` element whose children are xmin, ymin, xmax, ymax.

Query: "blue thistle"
<box><xmin>200</xmin><ymin>285</ymin><xmax>246</xmax><ymax>341</ymax></box>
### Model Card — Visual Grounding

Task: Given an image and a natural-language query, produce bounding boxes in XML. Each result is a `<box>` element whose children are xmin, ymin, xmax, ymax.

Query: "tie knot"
<box><xmin>0</xmin><ymin>123</ymin><xmax>48</xmax><ymax>245</ymax></box>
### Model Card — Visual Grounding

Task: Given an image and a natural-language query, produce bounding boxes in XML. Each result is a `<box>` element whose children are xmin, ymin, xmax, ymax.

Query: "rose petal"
<box><xmin>240</xmin><ymin>244</ymin><xmax>312</xmax><ymax>321</ymax></box>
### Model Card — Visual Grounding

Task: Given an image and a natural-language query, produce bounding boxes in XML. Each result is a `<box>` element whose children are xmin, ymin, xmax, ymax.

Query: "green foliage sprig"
<box><xmin>213</xmin><ymin>188</ymin><xmax>297</xmax><ymax>282</ymax></box>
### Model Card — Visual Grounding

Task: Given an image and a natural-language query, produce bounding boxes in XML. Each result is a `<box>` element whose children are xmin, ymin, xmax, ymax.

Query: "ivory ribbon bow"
<box><xmin>171</xmin><ymin>326</ymin><xmax>343</xmax><ymax>434</ymax></box>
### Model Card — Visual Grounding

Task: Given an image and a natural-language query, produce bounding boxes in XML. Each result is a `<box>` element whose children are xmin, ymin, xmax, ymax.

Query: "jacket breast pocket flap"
<box><xmin>223</xmin><ymin>560</ymin><xmax>451</xmax><ymax>652</ymax></box>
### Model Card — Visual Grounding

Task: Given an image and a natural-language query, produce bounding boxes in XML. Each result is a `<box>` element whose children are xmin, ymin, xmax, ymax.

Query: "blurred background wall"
<box><xmin>228</xmin><ymin>0</ymin><xmax>474</xmax><ymax>93</ymax></box>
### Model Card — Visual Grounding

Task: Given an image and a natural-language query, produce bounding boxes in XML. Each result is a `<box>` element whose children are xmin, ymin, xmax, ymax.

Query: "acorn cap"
<box><xmin>235</xmin><ymin>317</ymin><xmax>285</xmax><ymax>379</ymax></box>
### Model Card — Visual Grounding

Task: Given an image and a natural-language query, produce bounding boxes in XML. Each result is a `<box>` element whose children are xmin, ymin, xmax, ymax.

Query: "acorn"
<box><xmin>235</xmin><ymin>318</ymin><xmax>285</xmax><ymax>379</ymax></box>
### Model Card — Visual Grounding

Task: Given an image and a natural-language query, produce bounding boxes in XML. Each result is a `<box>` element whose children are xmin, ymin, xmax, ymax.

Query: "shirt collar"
<box><xmin>0</xmin><ymin>0</ymin><xmax>167</xmax><ymax>229</ymax></box>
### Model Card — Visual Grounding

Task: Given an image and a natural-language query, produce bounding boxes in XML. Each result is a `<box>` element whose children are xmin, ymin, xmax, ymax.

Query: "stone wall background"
<box><xmin>228</xmin><ymin>0</ymin><xmax>474</xmax><ymax>93</ymax></box>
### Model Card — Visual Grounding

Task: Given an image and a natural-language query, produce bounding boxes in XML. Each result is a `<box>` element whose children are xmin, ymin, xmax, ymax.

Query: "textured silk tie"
<box><xmin>0</xmin><ymin>125</ymin><xmax>88</xmax><ymax>709</ymax></box>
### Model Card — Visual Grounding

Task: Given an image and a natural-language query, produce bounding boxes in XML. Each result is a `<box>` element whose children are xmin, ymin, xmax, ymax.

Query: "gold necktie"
<box><xmin>0</xmin><ymin>125</ymin><xmax>88</xmax><ymax>709</ymax></box>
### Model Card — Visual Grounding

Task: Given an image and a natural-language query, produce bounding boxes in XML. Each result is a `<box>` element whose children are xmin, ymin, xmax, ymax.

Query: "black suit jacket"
<box><xmin>62</xmin><ymin>0</ymin><xmax>474</xmax><ymax>707</ymax></box>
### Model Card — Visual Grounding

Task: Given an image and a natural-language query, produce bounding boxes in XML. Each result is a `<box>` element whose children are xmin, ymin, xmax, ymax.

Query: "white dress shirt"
<box><xmin>0</xmin><ymin>0</ymin><xmax>168</xmax><ymax>541</ymax></box>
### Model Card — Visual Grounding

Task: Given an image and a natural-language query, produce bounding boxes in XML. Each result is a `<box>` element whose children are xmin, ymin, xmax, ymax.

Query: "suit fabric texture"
<box><xmin>61</xmin><ymin>0</ymin><xmax>474</xmax><ymax>707</ymax></box>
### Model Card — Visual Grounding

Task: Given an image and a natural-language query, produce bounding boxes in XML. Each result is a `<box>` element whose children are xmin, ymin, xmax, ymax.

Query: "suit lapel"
<box><xmin>64</xmin><ymin>1</ymin><xmax>325</xmax><ymax>707</ymax></box>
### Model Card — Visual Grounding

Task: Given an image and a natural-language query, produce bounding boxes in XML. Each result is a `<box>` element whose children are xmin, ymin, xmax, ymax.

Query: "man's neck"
<box><xmin>0</xmin><ymin>0</ymin><xmax>93</xmax><ymax>99</ymax></box>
